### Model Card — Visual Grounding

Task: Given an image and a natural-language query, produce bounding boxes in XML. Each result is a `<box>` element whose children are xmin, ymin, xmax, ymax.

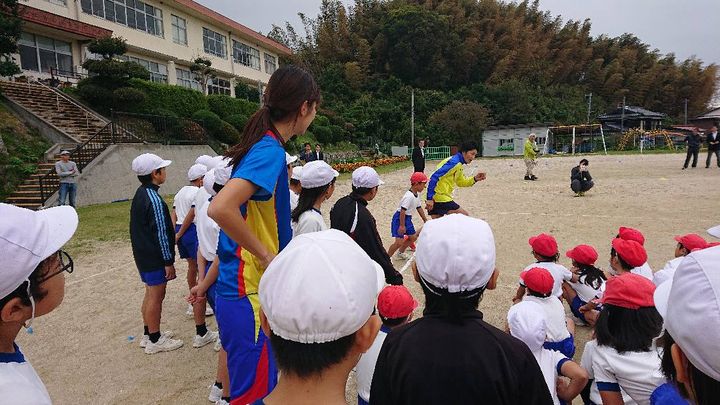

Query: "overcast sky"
<box><xmin>198</xmin><ymin>0</ymin><xmax>720</xmax><ymax>66</ymax></box>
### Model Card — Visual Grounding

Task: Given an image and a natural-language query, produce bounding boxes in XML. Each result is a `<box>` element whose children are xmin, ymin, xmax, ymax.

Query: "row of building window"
<box><xmin>118</xmin><ymin>55</ymin><xmax>168</xmax><ymax>83</ymax></box>
<box><xmin>18</xmin><ymin>33</ymin><xmax>73</xmax><ymax>74</ymax></box>
<box><xmin>80</xmin><ymin>0</ymin><xmax>164</xmax><ymax>37</ymax></box>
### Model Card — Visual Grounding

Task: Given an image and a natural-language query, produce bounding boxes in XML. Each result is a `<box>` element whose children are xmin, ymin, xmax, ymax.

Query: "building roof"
<box><xmin>484</xmin><ymin>123</ymin><xmax>551</xmax><ymax>130</ymax></box>
<box><xmin>174</xmin><ymin>0</ymin><xmax>291</xmax><ymax>56</ymax></box>
<box><xmin>693</xmin><ymin>107</ymin><xmax>720</xmax><ymax>120</ymax></box>
<box><xmin>598</xmin><ymin>106</ymin><xmax>665</xmax><ymax>120</ymax></box>
<box><xmin>19</xmin><ymin>5</ymin><xmax>113</xmax><ymax>39</ymax></box>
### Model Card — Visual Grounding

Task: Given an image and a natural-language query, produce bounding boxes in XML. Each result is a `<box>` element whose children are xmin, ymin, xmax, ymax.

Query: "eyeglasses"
<box><xmin>38</xmin><ymin>250</ymin><xmax>74</xmax><ymax>283</ymax></box>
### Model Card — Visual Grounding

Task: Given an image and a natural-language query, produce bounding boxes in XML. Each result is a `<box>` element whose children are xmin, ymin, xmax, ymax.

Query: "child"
<box><xmin>520</xmin><ymin>267</ymin><xmax>575</xmax><ymax>358</ymax></box>
<box><xmin>580</xmin><ymin>340</ymin><xmax>638</xmax><ymax>405</ymax></box>
<box><xmin>129</xmin><ymin>153</ymin><xmax>184</xmax><ymax>354</ymax></box>
<box><xmin>513</xmin><ymin>233</ymin><xmax>573</xmax><ymax>303</ymax></box>
<box><xmin>508</xmin><ymin>301</ymin><xmax>589</xmax><ymax>405</ymax></box>
<box><xmin>291</xmin><ymin>160</ymin><xmax>338</xmax><ymax>236</ymax></box>
<box><xmin>289</xmin><ymin>166</ymin><xmax>302</xmax><ymax>212</ymax></box>
<box><xmin>425</xmin><ymin>140</ymin><xmax>486</xmax><ymax>218</ymax></box>
<box><xmin>653</xmin><ymin>233</ymin><xmax>707</xmax><ymax>286</ymax></box>
<box><xmin>388</xmin><ymin>172</ymin><xmax>429</xmax><ymax>259</ymax></box>
<box><xmin>616</xmin><ymin>226</ymin><xmax>654</xmax><ymax>281</ymax></box>
<box><xmin>356</xmin><ymin>285</ymin><xmax>417</xmax><ymax>405</ymax></box>
<box><xmin>562</xmin><ymin>244</ymin><xmax>606</xmax><ymax>326</ymax></box>
<box><xmin>0</xmin><ymin>204</ymin><xmax>78</xmax><ymax>402</ymax></box>
<box><xmin>257</xmin><ymin>229</ymin><xmax>382</xmax><ymax>405</ymax></box>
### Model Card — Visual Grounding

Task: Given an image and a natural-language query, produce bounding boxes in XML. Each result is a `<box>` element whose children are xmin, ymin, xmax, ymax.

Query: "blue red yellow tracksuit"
<box><xmin>426</xmin><ymin>152</ymin><xmax>476</xmax><ymax>203</ymax></box>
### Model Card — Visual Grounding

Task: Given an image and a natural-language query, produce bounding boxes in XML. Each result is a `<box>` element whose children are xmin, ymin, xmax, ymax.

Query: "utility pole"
<box><xmin>257</xmin><ymin>80</ymin><xmax>263</xmax><ymax>106</ymax></box>
<box><xmin>585</xmin><ymin>93</ymin><xmax>593</xmax><ymax>124</ymax></box>
<box><xmin>411</xmin><ymin>89</ymin><xmax>415</xmax><ymax>148</ymax></box>
<box><xmin>620</xmin><ymin>96</ymin><xmax>626</xmax><ymax>132</ymax></box>
<box><xmin>684</xmin><ymin>98</ymin><xmax>689</xmax><ymax>125</ymax></box>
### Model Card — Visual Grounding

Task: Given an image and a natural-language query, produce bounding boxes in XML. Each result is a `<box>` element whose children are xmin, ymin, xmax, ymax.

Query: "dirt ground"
<box><xmin>20</xmin><ymin>152</ymin><xmax>720</xmax><ymax>404</ymax></box>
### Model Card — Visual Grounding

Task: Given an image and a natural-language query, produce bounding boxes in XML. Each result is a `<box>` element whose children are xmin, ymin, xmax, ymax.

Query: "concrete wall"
<box><xmin>45</xmin><ymin>143</ymin><xmax>215</xmax><ymax>207</ymax></box>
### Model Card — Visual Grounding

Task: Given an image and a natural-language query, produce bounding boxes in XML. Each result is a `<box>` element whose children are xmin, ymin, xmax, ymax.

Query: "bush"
<box><xmin>191</xmin><ymin>109</ymin><xmax>224</xmax><ymax>136</ymax></box>
<box><xmin>218</xmin><ymin>121</ymin><xmax>241</xmax><ymax>145</ymax></box>
<box><xmin>112</xmin><ymin>87</ymin><xmax>146</xmax><ymax>110</ymax></box>
<box><xmin>129</xmin><ymin>78</ymin><xmax>208</xmax><ymax>117</ymax></box>
<box><xmin>77</xmin><ymin>81</ymin><xmax>113</xmax><ymax>108</ymax></box>
<box><xmin>225</xmin><ymin>113</ymin><xmax>249</xmax><ymax>132</ymax></box>
<box><xmin>312</xmin><ymin>125</ymin><xmax>334</xmax><ymax>144</ymax></box>
<box><xmin>207</xmin><ymin>94</ymin><xmax>258</xmax><ymax>119</ymax></box>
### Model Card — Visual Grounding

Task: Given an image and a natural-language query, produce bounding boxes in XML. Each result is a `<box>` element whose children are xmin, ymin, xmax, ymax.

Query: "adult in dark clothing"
<box><xmin>370</xmin><ymin>215</ymin><xmax>553</xmax><ymax>405</ymax></box>
<box><xmin>706</xmin><ymin>126</ymin><xmax>720</xmax><ymax>168</ymax></box>
<box><xmin>412</xmin><ymin>139</ymin><xmax>426</xmax><ymax>173</ymax></box>
<box><xmin>313</xmin><ymin>143</ymin><xmax>324</xmax><ymax>161</ymax></box>
<box><xmin>300</xmin><ymin>142</ymin><xmax>315</xmax><ymax>163</ymax></box>
<box><xmin>330</xmin><ymin>166</ymin><xmax>402</xmax><ymax>285</ymax></box>
<box><xmin>571</xmin><ymin>158</ymin><xmax>593</xmax><ymax>197</ymax></box>
<box><xmin>683</xmin><ymin>130</ymin><xmax>703</xmax><ymax>169</ymax></box>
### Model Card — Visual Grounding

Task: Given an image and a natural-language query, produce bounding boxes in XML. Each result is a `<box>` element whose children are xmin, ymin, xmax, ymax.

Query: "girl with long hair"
<box><xmin>291</xmin><ymin>160</ymin><xmax>338</xmax><ymax>236</ymax></box>
<box><xmin>561</xmin><ymin>244</ymin><xmax>606</xmax><ymax>326</ymax></box>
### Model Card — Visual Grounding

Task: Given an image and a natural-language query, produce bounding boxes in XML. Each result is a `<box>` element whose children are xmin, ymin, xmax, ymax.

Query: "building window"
<box><xmin>80</xmin><ymin>0</ymin><xmax>164</xmax><ymax>37</ymax></box>
<box><xmin>176</xmin><ymin>68</ymin><xmax>202</xmax><ymax>91</ymax></box>
<box><xmin>497</xmin><ymin>138</ymin><xmax>515</xmax><ymax>151</ymax></box>
<box><xmin>118</xmin><ymin>55</ymin><xmax>167</xmax><ymax>83</ymax></box>
<box><xmin>171</xmin><ymin>15</ymin><xmax>187</xmax><ymax>45</ymax></box>
<box><xmin>232</xmin><ymin>40</ymin><xmax>260</xmax><ymax>70</ymax></box>
<box><xmin>264</xmin><ymin>53</ymin><xmax>277</xmax><ymax>74</ymax></box>
<box><xmin>208</xmin><ymin>78</ymin><xmax>231</xmax><ymax>95</ymax></box>
<box><xmin>203</xmin><ymin>28</ymin><xmax>226</xmax><ymax>58</ymax></box>
<box><xmin>18</xmin><ymin>32</ymin><xmax>73</xmax><ymax>74</ymax></box>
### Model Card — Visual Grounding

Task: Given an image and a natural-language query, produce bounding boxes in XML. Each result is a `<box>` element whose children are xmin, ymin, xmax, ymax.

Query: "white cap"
<box><xmin>664</xmin><ymin>246</ymin><xmax>720</xmax><ymax>381</ymax></box>
<box><xmin>285</xmin><ymin>152</ymin><xmax>298</xmax><ymax>166</ymax></box>
<box><xmin>259</xmin><ymin>229</ymin><xmax>380</xmax><ymax>344</ymax></box>
<box><xmin>0</xmin><ymin>204</ymin><xmax>78</xmax><ymax>298</ymax></box>
<box><xmin>205</xmin><ymin>155</ymin><xmax>225</xmax><ymax>170</ymax></box>
<box><xmin>203</xmin><ymin>169</ymin><xmax>217</xmax><ymax>196</ymax></box>
<box><xmin>507</xmin><ymin>301</ymin><xmax>547</xmax><ymax>353</ymax></box>
<box><xmin>188</xmin><ymin>163</ymin><xmax>207</xmax><ymax>181</ymax></box>
<box><xmin>708</xmin><ymin>225</ymin><xmax>720</xmax><ymax>239</ymax></box>
<box><xmin>60</xmin><ymin>150</ymin><xmax>70</xmax><ymax>155</ymax></box>
<box><xmin>291</xmin><ymin>166</ymin><xmax>303</xmax><ymax>181</ymax></box>
<box><xmin>213</xmin><ymin>159</ymin><xmax>232</xmax><ymax>186</ymax></box>
<box><xmin>131</xmin><ymin>153</ymin><xmax>171</xmax><ymax>176</ymax></box>
<box><xmin>195</xmin><ymin>155</ymin><xmax>214</xmax><ymax>168</ymax></box>
<box><xmin>352</xmin><ymin>166</ymin><xmax>384</xmax><ymax>188</ymax></box>
<box><xmin>300</xmin><ymin>160</ymin><xmax>339</xmax><ymax>189</ymax></box>
<box><xmin>415</xmin><ymin>214</ymin><xmax>496</xmax><ymax>293</ymax></box>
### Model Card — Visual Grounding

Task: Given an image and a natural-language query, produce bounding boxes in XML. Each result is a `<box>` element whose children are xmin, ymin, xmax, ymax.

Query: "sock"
<box><xmin>196</xmin><ymin>323</ymin><xmax>208</xmax><ymax>337</ymax></box>
<box><xmin>149</xmin><ymin>331</ymin><xmax>161</xmax><ymax>343</ymax></box>
<box><xmin>214</xmin><ymin>381</ymin><xmax>223</xmax><ymax>389</ymax></box>
<box><xmin>143</xmin><ymin>325</ymin><xmax>149</xmax><ymax>336</ymax></box>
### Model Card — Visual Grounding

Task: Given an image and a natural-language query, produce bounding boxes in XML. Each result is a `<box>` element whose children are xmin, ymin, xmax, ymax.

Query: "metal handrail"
<box><xmin>34</xmin><ymin>80</ymin><xmax>109</xmax><ymax>124</ymax></box>
<box><xmin>50</xmin><ymin>67</ymin><xmax>88</xmax><ymax>81</ymax></box>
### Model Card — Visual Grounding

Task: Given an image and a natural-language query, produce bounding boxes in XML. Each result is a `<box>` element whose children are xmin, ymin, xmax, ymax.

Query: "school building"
<box><xmin>13</xmin><ymin>0</ymin><xmax>292</xmax><ymax>96</ymax></box>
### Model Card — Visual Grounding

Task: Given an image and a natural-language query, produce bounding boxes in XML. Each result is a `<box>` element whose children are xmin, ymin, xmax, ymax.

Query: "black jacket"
<box><xmin>330</xmin><ymin>192</ymin><xmax>403</xmax><ymax>285</ymax></box>
<box><xmin>686</xmin><ymin>133</ymin><xmax>703</xmax><ymax>150</ymax></box>
<box><xmin>130</xmin><ymin>184</ymin><xmax>175</xmax><ymax>272</ymax></box>
<box><xmin>707</xmin><ymin>132</ymin><xmax>720</xmax><ymax>151</ymax></box>
<box><xmin>571</xmin><ymin>166</ymin><xmax>592</xmax><ymax>183</ymax></box>
<box><xmin>412</xmin><ymin>147</ymin><xmax>425</xmax><ymax>172</ymax></box>
<box><xmin>301</xmin><ymin>151</ymin><xmax>315</xmax><ymax>163</ymax></box>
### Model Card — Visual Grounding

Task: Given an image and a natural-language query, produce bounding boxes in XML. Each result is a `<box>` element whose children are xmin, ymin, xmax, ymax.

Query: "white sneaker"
<box><xmin>215</xmin><ymin>400</ymin><xmax>229</xmax><ymax>405</ymax></box>
<box><xmin>205</xmin><ymin>306</ymin><xmax>214</xmax><ymax>316</ymax></box>
<box><xmin>144</xmin><ymin>335</ymin><xmax>183</xmax><ymax>354</ymax></box>
<box><xmin>139</xmin><ymin>330</ymin><xmax>175</xmax><ymax>348</ymax></box>
<box><xmin>395</xmin><ymin>252</ymin><xmax>411</xmax><ymax>260</ymax></box>
<box><xmin>186</xmin><ymin>303</ymin><xmax>194</xmax><ymax>317</ymax></box>
<box><xmin>208</xmin><ymin>384</ymin><xmax>222</xmax><ymax>403</ymax></box>
<box><xmin>193</xmin><ymin>330</ymin><xmax>219</xmax><ymax>348</ymax></box>
<box><xmin>214</xmin><ymin>337</ymin><xmax>222</xmax><ymax>352</ymax></box>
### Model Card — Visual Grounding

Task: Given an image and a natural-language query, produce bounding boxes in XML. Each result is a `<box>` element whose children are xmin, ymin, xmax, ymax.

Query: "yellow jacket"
<box><xmin>426</xmin><ymin>153</ymin><xmax>475</xmax><ymax>203</ymax></box>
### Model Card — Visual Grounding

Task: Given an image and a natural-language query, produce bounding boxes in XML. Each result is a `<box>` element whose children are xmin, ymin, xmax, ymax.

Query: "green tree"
<box><xmin>190</xmin><ymin>57</ymin><xmax>216</xmax><ymax>95</ymax></box>
<box><xmin>0</xmin><ymin>0</ymin><xmax>22</xmax><ymax>77</ymax></box>
<box><xmin>430</xmin><ymin>101</ymin><xmax>492</xmax><ymax>144</ymax></box>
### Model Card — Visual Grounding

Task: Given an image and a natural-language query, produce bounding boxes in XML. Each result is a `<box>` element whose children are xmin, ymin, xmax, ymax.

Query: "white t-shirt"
<box><xmin>523</xmin><ymin>295</ymin><xmax>571</xmax><ymax>342</ymax></box>
<box><xmin>173</xmin><ymin>185</ymin><xmax>199</xmax><ymax>225</ymax></box>
<box><xmin>194</xmin><ymin>187</ymin><xmax>211</xmax><ymax>214</ymax></box>
<box><xmin>568</xmin><ymin>274</ymin><xmax>604</xmax><ymax>303</ymax></box>
<box><xmin>581</xmin><ymin>340</ymin><xmax>637</xmax><ymax>405</ymax></box>
<box><xmin>294</xmin><ymin>209</ymin><xmax>327</xmax><ymax>236</ymax></box>
<box><xmin>355</xmin><ymin>328</ymin><xmax>389</xmax><ymax>402</ymax></box>
<box><xmin>521</xmin><ymin>262</ymin><xmax>573</xmax><ymax>298</ymax></box>
<box><xmin>592</xmin><ymin>343</ymin><xmax>665</xmax><ymax>405</ymax></box>
<box><xmin>196</xmin><ymin>197</ymin><xmax>220</xmax><ymax>262</ymax></box>
<box><xmin>397</xmin><ymin>190</ymin><xmax>421</xmax><ymax>216</ymax></box>
<box><xmin>533</xmin><ymin>348</ymin><xmax>569</xmax><ymax>405</ymax></box>
<box><xmin>0</xmin><ymin>344</ymin><xmax>51</xmax><ymax>404</ymax></box>
<box><xmin>653</xmin><ymin>257</ymin><xmax>684</xmax><ymax>286</ymax></box>
<box><xmin>631</xmin><ymin>262</ymin><xmax>654</xmax><ymax>281</ymax></box>
<box><xmin>289</xmin><ymin>190</ymin><xmax>300</xmax><ymax>212</ymax></box>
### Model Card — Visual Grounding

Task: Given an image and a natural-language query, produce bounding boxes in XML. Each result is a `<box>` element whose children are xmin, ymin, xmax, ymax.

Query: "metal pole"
<box><xmin>411</xmin><ymin>89</ymin><xmax>415</xmax><ymax>148</ymax></box>
<box><xmin>572</xmin><ymin>126</ymin><xmax>576</xmax><ymax>154</ymax></box>
<box><xmin>601</xmin><ymin>125</ymin><xmax>607</xmax><ymax>155</ymax></box>
<box><xmin>586</xmin><ymin>93</ymin><xmax>592</xmax><ymax>124</ymax></box>
<box><xmin>621</xmin><ymin>96</ymin><xmax>626</xmax><ymax>132</ymax></box>
<box><xmin>684</xmin><ymin>99</ymin><xmax>688</xmax><ymax>125</ymax></box>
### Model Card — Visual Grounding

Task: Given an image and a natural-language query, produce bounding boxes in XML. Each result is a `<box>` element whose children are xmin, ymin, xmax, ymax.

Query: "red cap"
<box><xmin>611</xmin><ymin>238</ymin><xmax>647</xmax><ymax>268</ymax></box>
<box><xmin>566</xmin><ymin>244</ymin><xmax>599</xmax><ymax>266</ymax></box>
<box><xmin>674</xmin><ymin>234</ymin><xmax>708</xmax><ymax>252</ymax></box>
<box><xmin>618</xmin><ymin>227</ymin><xmax>645</xmax><ymax>246</ymax></box>
<box><xmin>410</xmin><ymin>172</ymin><xmax>429</xmax><ymax>184</ymax></box>
<box><xmin>529</xmin><ymin>233</ymin><xmax>558</xmax><ymax>257</ymax></box>
<box><xmin>377</xmin><ymin>285</ymin><xmax>418</xmax><ymax>319</ymax></box>
<box><xmin>708</xmin><ymin>242</ymin><xmax>720</xmax><ymax>248</ymax></box>
<box><xmin>520</xmin><ymin>267</ymin><xmax>554</xmax><ymax>295</ymax></box>
<box><xmin>601</xmin><ymin>273</ymin><xmax>655</xmax><ymax>309</ymax></box>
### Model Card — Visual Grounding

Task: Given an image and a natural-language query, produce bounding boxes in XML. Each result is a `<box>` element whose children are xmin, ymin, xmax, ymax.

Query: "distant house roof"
<box><xmin>598</xmin><ymin>106</ymin><xmax>665</xmax><ymax>120</ymax></box>
<box><xmin>484</xmin><ymin>123</ymin><xmax>551</xmax><ymax>130</ymax></box>
<box><xmin>693</xmin><ymin>107</ymin><xmax>720</xmax><ymax>120</ymax></box>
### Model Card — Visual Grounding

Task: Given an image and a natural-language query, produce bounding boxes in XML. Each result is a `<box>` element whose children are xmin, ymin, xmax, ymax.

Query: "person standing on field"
<box><xmin>682</xmin><ymin>129</ymin><xmax>703</xmax><ymax>169</ymax></box>
<box><xmin>55</xmin><ymin>150</ymin><xmax>79</xmax><ymax>207</ymax></box>
<box><xmin>706</xmin><ymin>126</ymin><xmax>720</xmax><ymax>168</ymax></box>
<box><xmin>524</xmin><ymin>133</ymin><xmax>539</xmax><ymax>181</ymax></box>
<box><xmin>412</xmin><ymin>139</ymin><xmax>425</xmax><ymax>173</ymax></box>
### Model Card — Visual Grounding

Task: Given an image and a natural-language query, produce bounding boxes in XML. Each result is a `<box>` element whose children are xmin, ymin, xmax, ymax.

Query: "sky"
<box><xmin>197</xmin><ymin>0</ymin><xmax>720</xmax><ymax>66</ymax></box>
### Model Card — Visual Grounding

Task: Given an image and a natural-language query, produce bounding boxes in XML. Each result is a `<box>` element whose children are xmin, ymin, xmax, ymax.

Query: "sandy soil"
<box><xmin>19</xmin><ymin>152</ymin><xmax>720</xmax><ymax>404</ymax></box>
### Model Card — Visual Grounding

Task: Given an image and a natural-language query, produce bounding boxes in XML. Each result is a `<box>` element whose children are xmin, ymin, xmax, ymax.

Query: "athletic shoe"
<box><xmin>193</xmin><ymin>330</ymin><xmax>219</xmax><ymax>348</ymax></box>
<box><xmin>531</xmin><ymin>175</ymin><xmax>538</xmax><ymax>180</ymax></box>
<box><xmin>208</xmin><ymin>384</ymin><xmax>222</xmax><ymax>403</ymax></box>
<box><xmin>186</xmin><ymin>303</ymin><xmax>193</xmax><ymax>317</ymax></box>
<box><xmin>139</xmin><ymin>330</ymin><xmax>175</xmax><ymax>348</ymax></box>
<box><xmin>215</xmin><ymin>400</ymin><xmax>229</xmax><ymax>405</ymax></box>
<box><xmin>144</xmin><ymin>335</ymin><xmax>183</xmax><ymax>354</ymax></box>
<box><xmin>574</xmin><ymin>193</ymin><xmax>581</xmax><ymax>198</ymax></box>
<box><xmin>395</xmin><ymin>252</ymin><xmax>411</xmax><ymax>261</ymax></box>
<box><xmin>214</xmin><ymin>337</ymin><xmax>222</xmax><ymax>352</ymax></box>
<box><xmin>524</xmin><ymin>176</ymin><xmax>531</xmax><ymax>181</ymax></box>
<box><xmin>205</xmin><ymin>306</ymin><xmax>214</xmax><ymax>316</ymax></box>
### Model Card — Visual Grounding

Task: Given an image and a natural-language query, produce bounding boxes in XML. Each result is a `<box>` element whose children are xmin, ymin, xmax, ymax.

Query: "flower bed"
<box><xmin>332</xmin><ymin>156</ymin><xmax>408</xmax><ymax>173</ymax></box>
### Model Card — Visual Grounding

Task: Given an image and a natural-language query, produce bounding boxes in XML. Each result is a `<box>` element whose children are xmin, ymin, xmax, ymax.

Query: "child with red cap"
<box><xmin>387</xmin><ymin>172</ymin><xmax>429</xmax><ymax>260</ymax></box>
<box><xmin>513</xmin><ymin>233</ymin><xmax>573</xmax><ymax>303</ymax></box>
<box><xmin>616</xmin><ymin>226</ymin><xmax>654</xmax><ymax>281</ymax></box>
<box><xmin>355</xmin><ymin>285</ymin><xmax>417</xmax><ymax>405</ymax></box>
<box><xmin>519</xmin><ymin>267</ymin><xmax>576</xmax><ymax>358</ymax></box>
<box><xmin>653</xmin><ymin>233</ymin><xmax>708</xmax><ymax>286</ymax></box>
<box><xmin>562</xmin><ymin>244</ymin><xmax>606</xmax><ymax>327</ymax></box>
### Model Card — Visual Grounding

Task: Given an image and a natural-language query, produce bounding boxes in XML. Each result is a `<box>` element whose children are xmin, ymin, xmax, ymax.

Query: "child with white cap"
<box><xmin>291</xmin><ymin>160</ymin><xmax>338</xmax><ymax>236</ymax></box>
<box><xmin>370</xmin><ymin>214</ymin><xmax>553</xmax><ymax>404</ymax></box>
<box><xmin>507</xmin><ymin>301</ymin><xmax>589</xmax><ymax>405</ymax></box>
<box><xmin>0</xmin><ymin>203</ymin><xmax>78</xmax><ymax>403</ymax></box>
<box><xmin>130</xmin><ymin>153</ymin><xmax>184</xmax><ymax>354</ymax></box>
<box><xmin>513</xmin><ymin>233</ymin><xmax>573</xmax><ymax>303</ymax></box>
<box><xmin>653</xmin><ymin>233</ymin><xmax>708</xmax><ymax>286</ymax></box>
<box><xmin>289</xmin><ymin>166</ymin><xmax>302</xmax><ymax>212</ymax></box>
<box><xmin>257</xmin><ymin>229</ymin><xmax>383</xmax><ymax>405</ymax></box>
<box><xmin>330</xmin><ymin>166</ymin><xmax>403</xmax><ymax>285</ymax></box>
<box><xmin>387</xmin><ymin>172</ymin><xmax>429</xmax><ymax>260</ymax></box>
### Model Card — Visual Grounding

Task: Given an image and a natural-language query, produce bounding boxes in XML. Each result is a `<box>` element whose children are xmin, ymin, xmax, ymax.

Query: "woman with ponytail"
<box><xmin>562</xmin><ymin>244</ymin><xmax>606</xmax><ymax>326</ymax></box>
<box><xmin>291</xmin><ymin>160</ymin><xmax>338</xmax><ymax>236</ymax></box>
<box><xmin>207</xmin><ymin>65</ymin><xmax>320</xmax><ymax>404</ymax></box>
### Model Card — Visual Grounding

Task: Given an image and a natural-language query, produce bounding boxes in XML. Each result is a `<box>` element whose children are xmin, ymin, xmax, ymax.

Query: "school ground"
<box><xmin>19</xmin><ymin>152</ymin><xmax>720</xmax><ymax>404</ymax></box>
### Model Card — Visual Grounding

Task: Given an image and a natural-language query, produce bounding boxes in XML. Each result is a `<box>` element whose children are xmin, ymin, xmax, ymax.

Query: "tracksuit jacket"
<box><xmin>130</xmin><ymin>183</ymin><xmax>175</xmax><ymax>272</ymax></box>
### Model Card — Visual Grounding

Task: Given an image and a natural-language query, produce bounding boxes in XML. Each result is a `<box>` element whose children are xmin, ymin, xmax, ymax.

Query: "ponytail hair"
<box><xmin>291</xmin><ymin>179</ymin><xmax>335</xmax><ymax>223</ymax></box>
<box><xmin>576</xmin><ymin>262</ymin><xmax>606</xmax><ymax>290</ymax></box>
<box><xmin>226</xmin><ymin>66</ymin><xmax>321</xmax><ymax>168</ymax></box>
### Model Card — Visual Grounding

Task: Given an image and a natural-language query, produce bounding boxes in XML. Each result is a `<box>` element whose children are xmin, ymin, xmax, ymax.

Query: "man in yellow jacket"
<box><xmin>524</xmin><ymin>133</ymin><xmax>539</xmax><ymax>181</ymax></box>
<box><xmin>426</xmin><ymin>141</ymin><xmax>486</xmax><ymax>218</ymax></box>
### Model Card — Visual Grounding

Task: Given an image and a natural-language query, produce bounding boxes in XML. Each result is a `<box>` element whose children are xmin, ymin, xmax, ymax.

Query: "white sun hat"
<box><xmin>291</xmin><ymin>166</ymin><xmax>303</xmax><ymax>181</ymax></box>
<box><xmin>352</xmin><ymin>166</ymin><xmax>384</xmax><ymax>188</ymax></box>
<box><xmin>285</xmin><ymin>152</ymin><xmax>298</xmax><ymax>166</ymax></box>
<box><xmin>300</xmin><ymin>160</ymin><xmax>339</xmax><ymax>189</ymax></box>
<box><xmin>507</xmin><ymin>301</ymin><xmax>547</xmax><ymax>353</ymax></box>
<box><xmin>188</xmin><ymin>163</ymin><xmax>207</xmax><ymax>181</ymax></box>
<box><xmin>131</xmin><ymin>153</ymin><xmax>172</xmax><ymax>176</ymax></box>
<box><xmin>195</xmin><ymin>155</ymin><xmax>214</xmax><ymax>168</ymax></box>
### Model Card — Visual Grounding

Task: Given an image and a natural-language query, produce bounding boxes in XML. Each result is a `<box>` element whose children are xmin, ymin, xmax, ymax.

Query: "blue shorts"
<box><xmin>544</xmin><ymin>335</ymin><xmax>576</xmax><ymax>359</ymax></box>
<box><xmin>391</xmin><ymin>211</ymin><xmax>416</xmax><ymax>238</ymax></box>
<box><xmin>204</xmin><ymin>261</ymin><xmax>216</xmax><ymax>311</ymax></box>
<box><xmin>570</xmin><ymin>295</ymin><xmax>588</xmax><ymax>324</ymax></box>
<box><xmin>428</xmin><ymin>201</ymin><xmax>461</xmax><ymax>216</ymax></box>
<box><xmin>175</xmin><ymin>223</ymin><xmax>198</xmax><ymax>260</ymax></box>
<box><xmin>139</xmin><ymin>268</ymin><xmax>167</xmax><ymax>286</ymax></box>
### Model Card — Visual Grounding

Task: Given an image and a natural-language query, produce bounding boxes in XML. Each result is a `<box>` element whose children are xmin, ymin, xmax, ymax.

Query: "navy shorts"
<box><xmin>204</xmin><ymin>261</ymin><xmax>216</xmax><ymax>311</ymax></box>
<box><xmin>570</xmin><ymin>295</ymin><xmax>588</xmax><ymax>324</ymax></box>
<box><xmin>175</xmin><ymin>223</ymin><xmax>198</xmax><ymax>260</ymax></box>
<box><xmin>428</xmin><ymin>201</ymin><xmax>461</xmax><ymax>216</ymax></box>
<box><xmin>391</xmin><ymin>211</ymin><xmax>416</xmax><ymax>238</ymax></box>
<box><xmin>139</xmin><ymin>268</ymin><xmax>167</xmax><ymax>286</ymax></box>
<box><xmin>544</xmin><ymin>335</ymin><xmax>576</xmax><ymax>359</ymax></box>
